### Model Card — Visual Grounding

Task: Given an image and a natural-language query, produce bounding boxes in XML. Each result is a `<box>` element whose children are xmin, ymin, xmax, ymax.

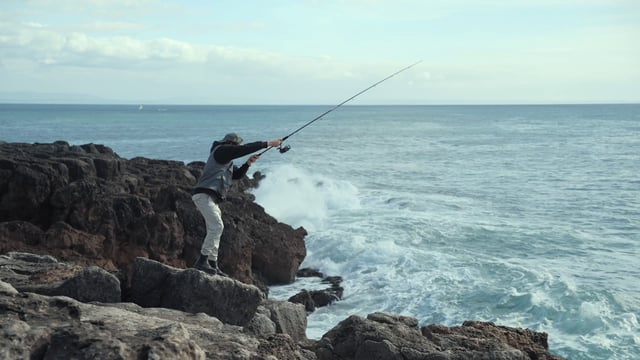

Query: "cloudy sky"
<box><xmin>1</xmin><ymin>0</ymin><xmax>638</xmax><ymax>105</ymax></box>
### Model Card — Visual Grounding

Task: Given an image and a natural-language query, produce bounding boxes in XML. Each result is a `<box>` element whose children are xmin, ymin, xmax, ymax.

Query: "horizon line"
<box><xmin>1</xmin><ymin>102</ymin><xmax>639</xmax><ymax>107</ymax></box>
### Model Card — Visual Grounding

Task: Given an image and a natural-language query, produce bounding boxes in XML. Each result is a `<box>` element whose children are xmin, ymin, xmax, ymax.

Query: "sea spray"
<box><xmin>251</xmin><ymin>163</ymin><xmax>360</xmax><ymax>232</ymax></box>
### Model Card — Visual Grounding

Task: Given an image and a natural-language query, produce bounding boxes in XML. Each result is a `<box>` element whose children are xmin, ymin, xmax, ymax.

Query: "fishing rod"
<box><xmin>258</xmin><ymin>60</ymin><xmax>422</xmax><ymax>156</ymax></box>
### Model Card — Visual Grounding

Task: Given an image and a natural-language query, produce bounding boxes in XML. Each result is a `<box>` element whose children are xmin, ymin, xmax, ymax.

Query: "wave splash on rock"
<box><xmin>0</xmin><ymin>141</ymin><xmax>564</xmax><ymax>359</ymax></box>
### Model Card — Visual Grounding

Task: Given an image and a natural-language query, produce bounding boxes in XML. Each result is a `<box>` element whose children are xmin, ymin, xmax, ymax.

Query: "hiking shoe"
<box><xmin>210</xmin><ymin>260</ymin><xmax>229</xmax><ymax>277</ymax></box>
<box><xmin>192</xmin><ymin>255</ymin><xmax>228</xmax><ymax>277</ymax></box>
<box><xmin>192</xmin><ymin>255</ymin><xmax>217</xmax><ymax>275</ymax></box>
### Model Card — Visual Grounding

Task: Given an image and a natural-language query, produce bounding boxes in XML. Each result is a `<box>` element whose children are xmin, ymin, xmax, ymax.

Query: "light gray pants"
<box><xmin>191</xmin><ymin>193</ymin><xmax>224</xmax><ymax>260</ymax></box>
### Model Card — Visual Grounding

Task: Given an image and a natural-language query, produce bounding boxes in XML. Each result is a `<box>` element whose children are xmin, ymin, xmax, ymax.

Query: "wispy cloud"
<box><xmin>0</xmin><ymin>18</ymin><xmax>397</xmax><ymax>83</ymax></box>
<box><xmin>1</xmin><ymin>0</ymin><xmax>637</xmax><ymax>104</ymax></box>
<box><xmin>0</xmin><ymin>21</ymin><xmax>248</xmax><ymax>65</ymax></box>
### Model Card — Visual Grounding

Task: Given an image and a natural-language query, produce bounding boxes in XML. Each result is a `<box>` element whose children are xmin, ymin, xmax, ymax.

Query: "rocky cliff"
<box><xmin>0</xmin><ymin>140</ymin><xmax>307</xmax><ymax>291</ymax></box>
<box><xmin>0</xmin><ymin>141</ymin><xmax>565</xmax><ymax>359</ymax></box>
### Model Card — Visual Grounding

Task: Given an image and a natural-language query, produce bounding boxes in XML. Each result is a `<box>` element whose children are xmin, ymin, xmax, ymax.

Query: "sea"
<box><xmin>1</xmin><ymin>103</ymin><xmax>639</xmax><ymax>359</ymax></box>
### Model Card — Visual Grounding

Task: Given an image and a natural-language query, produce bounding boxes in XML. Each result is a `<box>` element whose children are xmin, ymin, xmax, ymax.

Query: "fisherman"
<box><xmin>191</xmin><ymin>133</ymin><xmax>282</xmax><ymax>276</ymax></box>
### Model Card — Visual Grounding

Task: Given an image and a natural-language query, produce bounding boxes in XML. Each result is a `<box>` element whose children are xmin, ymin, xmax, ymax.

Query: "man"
<box><xmin>191</xmin><ymin>133</ymin><xmax>282</xmax><ymax>276</ymax></box>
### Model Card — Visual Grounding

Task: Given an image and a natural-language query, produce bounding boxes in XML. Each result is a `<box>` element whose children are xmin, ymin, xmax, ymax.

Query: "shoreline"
<box><xmin>0</xmin><ymin>140</ymin><xmax>566</xmax><ymax>359</ymax></box>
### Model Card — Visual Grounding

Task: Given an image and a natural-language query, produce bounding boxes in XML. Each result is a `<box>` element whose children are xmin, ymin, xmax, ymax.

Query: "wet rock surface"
<box><xmin>289</xmin><ymin>268</ymin><xmax>344</xmax><ymax>312</ymax></box>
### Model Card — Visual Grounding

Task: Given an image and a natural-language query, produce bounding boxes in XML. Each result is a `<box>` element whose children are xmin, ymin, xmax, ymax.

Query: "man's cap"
<box><xmin>222</xmin><ymin>133</ymin><xmax>243</xmax><ymax>144</ymax></box>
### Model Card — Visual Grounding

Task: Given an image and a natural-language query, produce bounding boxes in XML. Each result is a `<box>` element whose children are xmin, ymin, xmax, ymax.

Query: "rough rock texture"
<box><xmin>262</xmin><ymin>300</ymin><xmax>308</xmax><ymax>343</ymax></box>
<box><xmin>422</xmin><ymin>321</ymin><xmax>561</xmax><ymax>360</ymax></box>
<box><xmin>315</xmin><ymin>312</ymin><xmax>564</xmax><ymax>360</ymax></box>
<box><xmin>0</xmin><ymin>251</ymin><xmax>121</xmax><ymax>303</ymax></box>
<box><xmin>289</xmin><ymin>270</ymin><xmax>344</xmax><ymax>312</ymax></box>
<box><xmin>0</xmin><ymin>253</ymin><xmax>307</xmax><ymax>342</ymax></box>
<box><xmin>0</xmin><ymin>141</ymin><xmax>307</xmax><ymax>289</ymax></box>
<box><xmin>244</xmin><ymin>299</ymin><xmax>309</xmax><ymax>346</ymax></box>
<box><xmin>0</xmin><ymin>280</ymin><xmax>315</xmax><ymax>360</ymax></box>
<box><xmin>129</xmin><ymin>257</ymin><xmax>263</xmax><ymax>326</ymax></box>
<box><xmin>1</xmin><ymin>276</ymin><xmax>564</xmax><ymax>360</ymax></box>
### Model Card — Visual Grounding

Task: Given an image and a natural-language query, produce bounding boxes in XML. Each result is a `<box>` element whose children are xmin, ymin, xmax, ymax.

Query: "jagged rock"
<box><xmin>0</xmin><ymin>141</ymin><xmax>307</xmax><ymax>289</ymax></box>
<box><xmin>262</xmin><ymin>300</ymin><xmax>308</xmax><ymax>343</ymax></box>
<box><xmin>315</xmin><ymin>312</ymin><xmax>440</xmax><ymax>360</ymax></box>
<box><xmin>54</xmin><ymin>266</ymin><xmax>121</xmax><ymax>303</ymax></box>
<box><xmin>129</xmin><ymin>257</ymin><xmax>263</xmax><ymax>327</ymax></box>
<box><xmin>258</xmin><ymin>334</ymin><xmax>317</xmax><ymax>360</ymax></box>
<box><xmin>297</xmin><ymin>268</ymin><xmax>324</xmax><ymax>278</ymax></box>
<box><xmin>315</xmin><ymin>312</ymin><xmax>564</xmax><ymax>360</ymax></box>
<box><xmin>421</xmin><ymin>321</ymin><xmax>563</xmax><ymax>360</ymax></box>
<box><xmin>243</xmin><ymin>300</ymin><xmax>308</xmax><ymax>343</ymax></box>
<box><xmin>0</xmin><ymin>282</ymin><xmax>315</xmax><ymax>360</ymax></box>
<box><xmin>244</xmin><ymin>306</ymin><xmax>277</xmax><ymax>338</ymax></box>
<box><xmin>0</xmin><ymin>252</ymin><xmax>307</xmax><ymax>340</ymax></box>
<box><xmin>289</xmin><ymin>275</ymin><xmax>344</xmax><ymax>312</ymax></box>
<box><xmin>217</xmin><ymin>194</ymin><xmax>307</xmax><ymax>287</ymax></box>
<box><xmin>0</xmin><ymin>252</ymin><xmax>121</xmax><ymax>303</ymax></box>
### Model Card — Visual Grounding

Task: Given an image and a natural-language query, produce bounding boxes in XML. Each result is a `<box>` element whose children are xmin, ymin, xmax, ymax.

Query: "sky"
<box><xmin>0</xmin><ymin>0</ymin><xmax>639</xmax><ymax>105</ymax></box>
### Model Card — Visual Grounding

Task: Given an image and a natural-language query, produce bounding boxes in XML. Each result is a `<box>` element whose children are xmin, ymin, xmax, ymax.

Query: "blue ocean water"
<box><xmin>1</xmin><ymin>103</ymin><xmax>639</xmax><ymax>359</ymax></box>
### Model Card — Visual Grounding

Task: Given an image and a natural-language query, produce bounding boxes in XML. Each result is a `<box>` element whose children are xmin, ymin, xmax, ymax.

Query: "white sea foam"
<box><xmin>251</xmin><ymin>163</ymin><xmax>360</xmax><ymax>232</ymax></box>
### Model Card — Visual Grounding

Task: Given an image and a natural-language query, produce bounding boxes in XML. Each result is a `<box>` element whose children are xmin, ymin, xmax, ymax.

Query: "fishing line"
<box><xmin>259</xmin><ymin>60</ymin><xmax>422</xmax><ymax>156</ymax></box>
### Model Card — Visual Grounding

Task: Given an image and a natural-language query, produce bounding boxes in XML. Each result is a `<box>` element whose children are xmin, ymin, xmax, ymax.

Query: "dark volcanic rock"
<box><xmin>0</xmin><ymin>141</ymin><xmax>307</xmax><ymax>289</ymax></box>
<box><xmin>315</xmin><ymin>312</ymin><xmax>564</xmax><ymax>360</ymax></box>
<box><xmin>129</xmin><ymin>257</ymin><xmax>263</xmax><ymax>326</ymax></box>
<box><xmin>297</xmin><ymin>268</ymin><xmax>324</xmax><ymax>278</ymax></box>
<box><xmin>289</xmin><ymin>273</ymin><xmax>344</xmax><ymax>312</ymax></box>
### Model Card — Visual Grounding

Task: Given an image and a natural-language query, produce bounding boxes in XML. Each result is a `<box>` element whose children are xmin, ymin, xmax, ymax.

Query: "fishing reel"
<box><xmin>278</xmin><ymin>144</ymin><xmax>291</xmax><ymax>154</ymax></box>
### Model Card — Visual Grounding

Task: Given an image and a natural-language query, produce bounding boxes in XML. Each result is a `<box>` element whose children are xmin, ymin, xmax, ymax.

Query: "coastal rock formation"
<box><xmin>129</xmin><ymin>257</ymin><xmax>263</xmax><ymax>326</ymax></box>
<box><xmin>0</xmin><ymin>141</ymin><xmax>306</xmax><ymax>289</ymax></box>
<box><xmin>0</xmin><ymin>141</ymin><xmax>566</xmax><ymax>359</ymax></box>
<box><xmin>315</xmin><ymin>312</ymin><xmax>564</xmax><ymax>360</ymax></box>
<box><xmin>0</xmin><ymin>252</ymin><xmax>121</xmax><ymax>303</ymax></box>
<box><xmin>289</xmin><ymin>269</ymin><xmax>344</xmax><ymax>312</ymax></box>
<box><xmin>0</xmin><ymin>273</ymin><xmax>564</xmax><ymax>360</ymax></box>
<box><xmin>0</xmin><ymin>279</ymin><xmax>315</xmax><ymax>360</ymax></box>
<box><xmin>0</xmin><ymin>252</ymin><xmax>308</xmax><ymax>340</ymax></box>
